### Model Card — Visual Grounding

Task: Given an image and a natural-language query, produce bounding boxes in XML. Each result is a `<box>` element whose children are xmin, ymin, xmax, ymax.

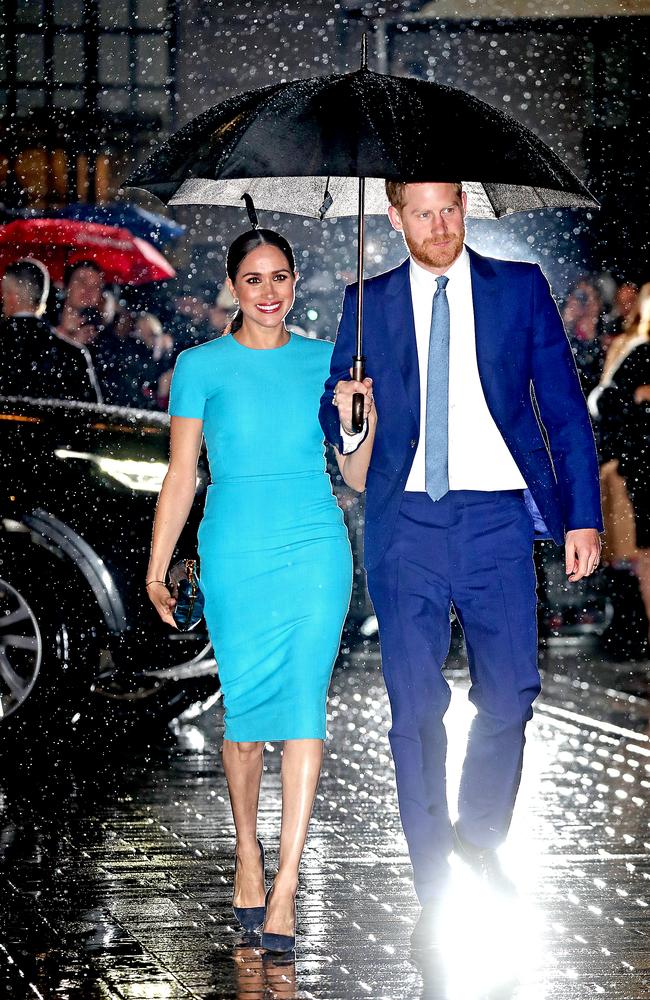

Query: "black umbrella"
<box><xmin>127</xmin><ymin>37</ymin><xmax>597</xmax><ymax>430</ymax></box>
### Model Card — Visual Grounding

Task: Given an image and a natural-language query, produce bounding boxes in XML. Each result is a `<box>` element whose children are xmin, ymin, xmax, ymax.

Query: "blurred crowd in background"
<box><xmin>560</xmin><ymin>271</ymin><xmax>650</xmax><ymax>660</ymax></box>
<box><xmin>2</xmin><ymin>251</ymin><xmax>650</xmax><ymax>658</ymax></box>
<box><xmin>0</xmin><ymin>254</ymin><xmax>234</xmax><ymax>409</ymax></box>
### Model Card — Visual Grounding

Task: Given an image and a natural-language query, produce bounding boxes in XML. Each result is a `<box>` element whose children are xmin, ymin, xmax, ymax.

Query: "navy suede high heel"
<box><xmin>233</xmin><ymin>839</ymin><xmax>266</xmax><ymax>932</ymax></box>
<box><xmin>261</xmin><ymin>884</ymin><xmax>296</xmax><ymax>953</ymax></box>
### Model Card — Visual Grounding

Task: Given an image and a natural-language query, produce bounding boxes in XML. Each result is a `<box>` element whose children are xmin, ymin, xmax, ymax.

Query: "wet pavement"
<box><xmin>1</xmin><ymin>645</ymin><xmax>650</xmax><ymax>999</ymax></box>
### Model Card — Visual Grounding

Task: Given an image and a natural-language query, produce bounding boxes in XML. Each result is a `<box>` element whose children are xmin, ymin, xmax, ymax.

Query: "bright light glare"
<box><xmin>54</xmin><ymin>449</ymin><xmax>169</xmax><ymax>492</ymax></box>
<box><xmin>432</xmin><ymin>875</ymin><xmax>547</xmax><ymax>999</ymax></box>
<box><xmin>175</xmin><ymin>724</ymin><xmax>206</xmax><ymax>752</ymax></box>
<box><xmin>96</xmin><ymin>456</ymin><xmax>169</xmax><ymax>492</ymax></box>
<box><xmin>431</xmin><ymin>685</ymin><xmax>551</xmax><ymax>998</ymax></box>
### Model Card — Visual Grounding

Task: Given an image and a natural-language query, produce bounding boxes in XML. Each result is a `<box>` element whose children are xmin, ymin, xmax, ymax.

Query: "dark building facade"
<box><xmin>2</xmin><ymin>3</ymin><xmax>649</xmax><ymax>282</ymax></box>
<box><xmin>0</xmin><ymin>0</ymin><xmax>178</xmax><ymax>207</ymax></box>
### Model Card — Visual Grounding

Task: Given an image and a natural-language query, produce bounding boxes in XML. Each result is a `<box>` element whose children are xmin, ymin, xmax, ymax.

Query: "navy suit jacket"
<box><xmin>319</xmin><ymin>246</ymin><xmax>603</xmax><ymax>572</ymax></box>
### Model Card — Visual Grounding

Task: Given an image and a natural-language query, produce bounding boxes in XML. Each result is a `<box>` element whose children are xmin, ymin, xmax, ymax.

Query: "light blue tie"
<box><xmin>425</xmin><ymin>274</ymin><xmax>450</xmax><ymax>502</ymax></box>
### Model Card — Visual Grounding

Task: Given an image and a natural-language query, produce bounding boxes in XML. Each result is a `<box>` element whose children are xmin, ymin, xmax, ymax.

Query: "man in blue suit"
<box><xmin>319</xmin><ymin>181</ymin><xmax>602</xmax><ymax>950</ymax></box>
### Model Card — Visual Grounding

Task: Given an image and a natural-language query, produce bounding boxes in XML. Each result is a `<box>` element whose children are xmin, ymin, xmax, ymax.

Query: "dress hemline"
<box><xmin>223</xmin><ymin>731</ymin><xmax>328</xmax><ymax>743</ymax></box>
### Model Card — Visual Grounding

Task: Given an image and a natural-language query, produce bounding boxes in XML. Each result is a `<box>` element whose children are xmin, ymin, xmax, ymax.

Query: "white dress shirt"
<box><xmin>342</xmin><ymin>247</ymin><xmax>527</xmax><ymax>492</ymax></box>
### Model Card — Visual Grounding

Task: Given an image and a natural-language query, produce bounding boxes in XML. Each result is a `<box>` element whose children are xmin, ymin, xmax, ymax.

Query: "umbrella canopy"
<box><xmin>127</xmin><ymin>66</ymin><xmax>597</xmax><ymax>219</ymax></box>
<box><xmin>126</xmin><ymin>51</ymin><xmax>598</xmax><ymax>431</ymax></box>
<box><xmin>53</xmin><ymin>202</ymin><xmax>185</xmax><ymax>247</ymax></box>
<box><xmin>0</xmin><ymin>218</ymin><xmax>176</xmax><ymax>285</ymax></box>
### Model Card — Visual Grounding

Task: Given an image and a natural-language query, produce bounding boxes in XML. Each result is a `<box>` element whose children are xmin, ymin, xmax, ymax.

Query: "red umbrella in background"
<box><xmin>0</xmin><ymin>218</ymin><xmax>176</xmax><ymax>285</ymax></box>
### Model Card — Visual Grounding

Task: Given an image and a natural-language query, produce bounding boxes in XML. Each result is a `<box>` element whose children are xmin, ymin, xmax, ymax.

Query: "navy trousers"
<box><xmin>366</xmin><ymin>490</ymin><xmax>541</xmax><ymax>904</ymax></box>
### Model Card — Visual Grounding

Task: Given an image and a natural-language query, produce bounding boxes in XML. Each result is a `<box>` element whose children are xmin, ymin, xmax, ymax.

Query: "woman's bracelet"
<box><xmin>145</xmin><ymin>579</ymin><xmax>167</xmax><ymax>588</ymax></box>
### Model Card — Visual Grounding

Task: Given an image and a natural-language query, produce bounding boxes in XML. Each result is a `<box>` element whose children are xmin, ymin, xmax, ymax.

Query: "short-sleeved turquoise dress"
<box><xmin>168</xmin><ymin>332</ymin><xmax>353</xmax><ymax>742</ymax></box>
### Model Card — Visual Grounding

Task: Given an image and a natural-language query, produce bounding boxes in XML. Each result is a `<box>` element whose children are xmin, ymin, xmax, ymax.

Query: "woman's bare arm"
<box><xmin>333</xmin><ymin>406</ymin><xmax>378</xmax><ymax>492</ymax></box>
<box><xmin>146</xmin><ymin>415</ymin><xmax>204</xmax><ymax>626</ymax></box>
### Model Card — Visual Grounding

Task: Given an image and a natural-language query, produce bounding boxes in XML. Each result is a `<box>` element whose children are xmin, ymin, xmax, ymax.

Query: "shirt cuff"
<box><xmin>340</xmin><ymin>421</ymin><xmax>368</xmax><ymax>454</ymax></box>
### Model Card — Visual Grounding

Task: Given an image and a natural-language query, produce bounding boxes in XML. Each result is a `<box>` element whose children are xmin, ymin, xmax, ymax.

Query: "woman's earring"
<box><xmin>234</xmin><ymin>298</ymin><xmax>239</xmax><ymax>305</ymax></box>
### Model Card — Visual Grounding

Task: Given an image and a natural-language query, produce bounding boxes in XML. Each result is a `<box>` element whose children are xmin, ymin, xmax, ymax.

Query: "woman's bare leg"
<box><xmin>264</xmin><ymin>738</ymin><xmax>324</xmax><ymax>935</ymax></box>
<box><xmin>634</xmin><ymin>550</ymin><xmax>650</xmax><ymax>640</ymax></box>
<box><xmin>222</xmin><ymin>739</ymin><xmax>266</xmax><ymax>907</ymax></box>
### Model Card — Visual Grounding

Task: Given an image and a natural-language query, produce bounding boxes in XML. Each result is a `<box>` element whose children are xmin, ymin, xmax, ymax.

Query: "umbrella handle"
<box><xmin>351</xmin><ymin>355</ymin><xmax>366</xmax><ymax>433</ymax></box>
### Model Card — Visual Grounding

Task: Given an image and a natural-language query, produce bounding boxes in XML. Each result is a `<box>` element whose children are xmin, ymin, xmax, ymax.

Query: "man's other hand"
<box><xmin>565</xmin><ymin>528</ymin><xmax>602</xmax><ymax>582</ymax></box>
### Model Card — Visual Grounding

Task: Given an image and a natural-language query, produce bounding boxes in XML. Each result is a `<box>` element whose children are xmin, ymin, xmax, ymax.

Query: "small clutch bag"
<box><xmin>168</xmin><ymin>558</ymin><xmax>205</xmax><ymax>631</ymax></box>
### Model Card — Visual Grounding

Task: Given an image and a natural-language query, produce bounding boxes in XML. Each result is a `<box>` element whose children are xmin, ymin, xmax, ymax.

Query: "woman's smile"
<box><xmin>255</xmin><ymin>301</ymin><xmax>283</xmax><ymax>314</ymax></box>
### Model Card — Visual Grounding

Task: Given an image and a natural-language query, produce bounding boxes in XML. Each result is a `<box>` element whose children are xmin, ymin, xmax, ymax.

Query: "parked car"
<box><xmin>0</xmin><ymin>394</ymin><xmax>219</xmax><ymax>744</ymax></box>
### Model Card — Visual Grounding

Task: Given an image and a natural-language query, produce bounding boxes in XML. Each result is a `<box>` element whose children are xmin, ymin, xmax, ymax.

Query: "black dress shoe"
<box><xmin>453</xmin><ymin>825</ymin><xmax>516</xmax><ymax>895</ymax></box>
<box><xmin>410</xmin><ymin>901</ymin><xmax>442</xmax><ymax>953</ymax></box>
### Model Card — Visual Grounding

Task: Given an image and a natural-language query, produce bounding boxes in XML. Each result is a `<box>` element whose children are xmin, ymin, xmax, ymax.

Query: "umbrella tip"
<box><xmin>241</xmin><ymin>193</ymin><xmax>260</xmax><ymax>230</ymax></box>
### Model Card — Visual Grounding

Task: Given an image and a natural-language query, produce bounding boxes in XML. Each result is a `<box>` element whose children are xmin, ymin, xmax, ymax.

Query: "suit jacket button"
<box><xmin>410</xmin><ymin>439</ymin><xmax>416</xmax><ymax>448</ymax></box>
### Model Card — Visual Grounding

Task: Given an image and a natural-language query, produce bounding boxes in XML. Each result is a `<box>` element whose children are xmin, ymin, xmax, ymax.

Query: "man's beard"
<box><xmin>405</xmin><ymin>228</ymin><xmax>465</xmax><ymax>270</ymax></box>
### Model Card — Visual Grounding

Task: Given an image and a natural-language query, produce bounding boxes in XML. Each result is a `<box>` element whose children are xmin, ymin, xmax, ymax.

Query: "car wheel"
<box><xmin>0</xmin><ymin>557</ymin><xmax>104</xmax><ymax>750</ymax></box>
<box><xmin>0</xmin><ymin>578</ymin><xmax>43</xmax><ymax>722</ymax></box>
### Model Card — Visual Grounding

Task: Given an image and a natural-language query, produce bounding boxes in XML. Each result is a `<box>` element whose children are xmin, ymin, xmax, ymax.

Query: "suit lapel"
<box><xmin>384</xmin><ymin>258</ymin><xmax>419</xmax><ymax>434</ymax></box>
<box><xmin>468</xmin><ymin>246</ymin><xmax>501</xmax><ymax>393</ymax></box>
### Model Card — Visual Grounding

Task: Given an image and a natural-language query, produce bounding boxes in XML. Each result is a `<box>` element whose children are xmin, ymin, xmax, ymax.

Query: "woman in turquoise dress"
<box><xmin>146</xmin><ymin>228</ymin><xmax>376</xmax><ymax>953</ymax></box>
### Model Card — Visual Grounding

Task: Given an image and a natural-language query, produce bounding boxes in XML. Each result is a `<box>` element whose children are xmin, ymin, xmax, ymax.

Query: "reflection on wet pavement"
<box><xmin>1</xmin><ymin>648</ymin><xmax>650</xmax><ymax>998</ymax></box>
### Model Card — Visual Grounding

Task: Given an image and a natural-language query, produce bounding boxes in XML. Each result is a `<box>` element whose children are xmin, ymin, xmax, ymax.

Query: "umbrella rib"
<box><xmin>318</xmin><ymin>177</ymin><xmax>333</xmax><ymax>221</ymax></box>
<box><xmin>475</xmin><ymin>183</ymin><xmax>501</xmax><ymax>217</ymax></box>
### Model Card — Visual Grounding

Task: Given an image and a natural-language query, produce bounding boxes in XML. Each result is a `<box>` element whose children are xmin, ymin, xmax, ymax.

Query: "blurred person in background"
<box><xmin>56</xmin><ymin>262</ymin><xmax>166</xmax><ymax>409</ymax></box>
<box><xmin>157</xmin><ymin>368</ymin><xmax>173</xmax><ymax>410</ymax></box>
<box><xmin>169</xmin><ymin>279</ymin><xmax>233</xmax><ymax>349</ymax></box>
<box><xmin>170</xmin><ymin>289</ymin><xmax>214</xmax><ymax>348</ymax></box>
<box><xmin>61</xmin><ymin>305</ymin><xmax>137</xmax><ymax>407</ymax></box>
<box><xmin>595</xmin><ymin>283</ymin><xmax>650</xmax><ymax>389</ymax></box>
<box><xmin>589</xmin><ymin>284</ymin><xmax>650</xmax><ymax>656</ymax></box>
<box><xmin>208</xmin><ymin>282</ymin><xmax>235</xmax><ymax>335</ymax></box>
<box><xmin>0</xmin><ymin>258</ymin><xmax>100</xmax><ymax>402</ymax></box>
<box><xmin>595</xmin><ymin>294</ymin><xmax>650</xmax><ymax>647</ymax></box>
<box><xmin>603</xmin><ymin>281</ymin><xmax>640</xmax><ymax>338</ymax></box>
<box><xmin>157</xmin><ymin>283</ymin><xmax>234</xmax><ymax>443</ymax></box>
<box><xmin>131</xmin><ymin>311</ymin><xmax>175</xmax><ymax>409</ymax></box>
<box><xmin>134</xmin><ymin>311</ymin><xmax>174</xmax><ymax>366</ymax></box>
<box><xmin>562</xmin><ymin>277</ymin><xmax>605</xmax><ymax>395</ymax></box>
<box><xmin>57</xmin><ymin>259</ymin><xmax>106</xmax><ymax>337</ymax></box>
